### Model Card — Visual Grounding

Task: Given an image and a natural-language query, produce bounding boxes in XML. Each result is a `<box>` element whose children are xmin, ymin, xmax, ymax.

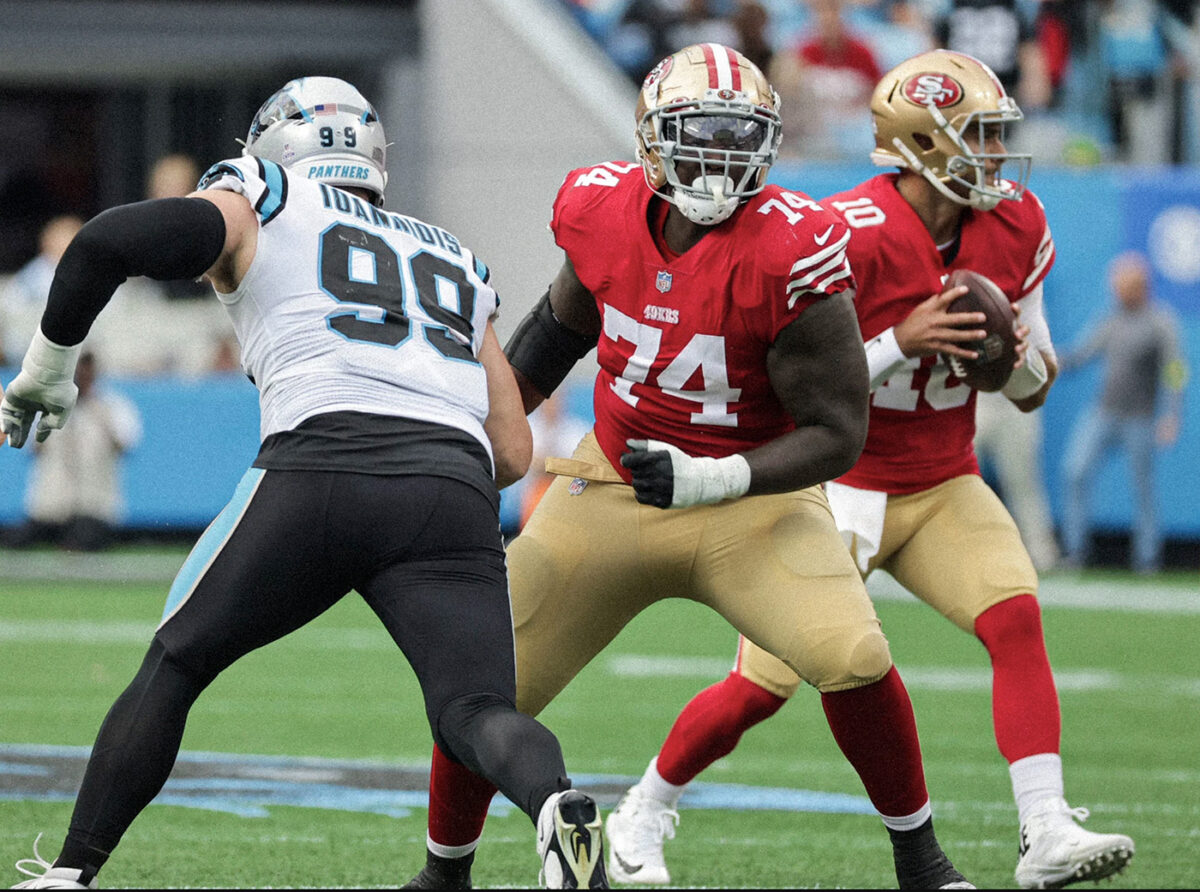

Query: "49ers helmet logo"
<box><xmin>901</xmin><ymin>72</ymin><xmax>963</xmax><ymax>108</ymax></box>
<box><xmin>643</xmin><ymin>56</ymin><xmax>673</xmax><ymax>91</ymax></box>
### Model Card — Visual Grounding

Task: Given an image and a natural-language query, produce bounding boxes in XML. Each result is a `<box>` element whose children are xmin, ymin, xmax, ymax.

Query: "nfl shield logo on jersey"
<box><xmin>655</xmin><ymin>271</ymin><xmax>673</xmax><ymax>293</ymax></box>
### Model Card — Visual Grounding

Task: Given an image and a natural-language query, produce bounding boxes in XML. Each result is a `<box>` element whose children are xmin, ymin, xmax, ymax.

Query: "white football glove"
<box><xmin>0</xmin><ymin>327</ymin><xmax>83</xmax><ymax>449</ymax></box>
<box><xmin>621</xmin><ymin>438</ymin><xmax>751</xmax><ymax>509</ymax></box>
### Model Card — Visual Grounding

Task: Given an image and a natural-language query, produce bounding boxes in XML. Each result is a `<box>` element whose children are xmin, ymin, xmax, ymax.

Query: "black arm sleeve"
<box><xmin>504</xmin><ymin>290</ymin><xmax>598</xmax><ymax>398</ymax></box>
<box><xmin>41</xmin><ymin>197</ymin><xmax>227</xmax><ymax>346</ymax></box>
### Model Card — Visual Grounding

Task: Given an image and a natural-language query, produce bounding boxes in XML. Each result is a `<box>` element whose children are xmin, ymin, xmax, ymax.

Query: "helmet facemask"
<box><xmin>917</xmin><ymin>98</ymin><xmax>1028</xmax><ymax>210</ymax></box>
<box><xmin>870</xmin><ymin>51</ymin><xmax>1031</xmax><ymax>211</ymax></box>
<box><xmin>640</xmin><ymin>96</ymin><xmax>781</xmax><ymax>225</ymax></box>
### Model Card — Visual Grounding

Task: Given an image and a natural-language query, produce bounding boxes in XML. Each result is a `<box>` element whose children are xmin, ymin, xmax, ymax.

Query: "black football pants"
<box><xmin>58</xmin><ymin>468</ymin><xmax>568</xmax><ymax>873</ymax></box>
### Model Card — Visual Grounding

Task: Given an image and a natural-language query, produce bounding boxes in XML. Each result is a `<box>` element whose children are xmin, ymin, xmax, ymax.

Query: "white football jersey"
<box><xmin>199</xmin><ymin>156</ymin><xmax>497</xmax><ymax>459</ymax></box>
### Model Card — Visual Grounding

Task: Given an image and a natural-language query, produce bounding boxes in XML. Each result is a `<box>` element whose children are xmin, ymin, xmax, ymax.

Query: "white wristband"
<box><xmin>683</xmin><ymin>452</ymin><xmax>752</xmax><ymax>507</ymax></box>
<box><xmin>1002</xmin><ymin>346</ymin><xmax>1048</xmax><ymax>400</ymax></box>
<box><xmin>864</xmin><ymin>327</ymin><xmax>910</xmax><ymax>391</ymax></box>
<box><xmin>23</xmin><ymin>327</ymin><xmax>83</xmax><ymax>387</ymax></box>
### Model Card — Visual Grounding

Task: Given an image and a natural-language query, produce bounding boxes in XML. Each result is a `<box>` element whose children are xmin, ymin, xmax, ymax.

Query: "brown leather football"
<box><xmin>941</xmin><ymin>268</ymin><xmax>1018</xmax><ymax>393</ymax></box>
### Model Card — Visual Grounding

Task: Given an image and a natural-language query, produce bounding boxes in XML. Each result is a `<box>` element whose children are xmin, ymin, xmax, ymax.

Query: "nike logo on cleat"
<box><xmin>570</xmin><ymin>829</ymin><xmax>590</xmax><ymax>863</ymax></box>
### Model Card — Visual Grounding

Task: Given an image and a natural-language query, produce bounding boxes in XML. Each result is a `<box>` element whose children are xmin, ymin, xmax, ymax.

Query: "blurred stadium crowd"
<box><xmin>564</xmin><ymin>0</ymin><xmax>1200</xmax><ymax>166</ymax></box>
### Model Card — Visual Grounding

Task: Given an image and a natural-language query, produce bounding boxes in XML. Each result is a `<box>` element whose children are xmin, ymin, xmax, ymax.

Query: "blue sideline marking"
<box><xmin>0</xmin><ymin>743</ymin><xmax>875</xmax><ymax>819</ymax></box>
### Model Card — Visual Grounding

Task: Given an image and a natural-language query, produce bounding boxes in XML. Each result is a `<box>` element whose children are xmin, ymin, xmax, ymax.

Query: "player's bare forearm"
<box><xmin>481</xmin><ymin>322</ymin><xmax>533</xmax><ymax>488</ymax></box>
<box><xmin>511</xmin><ymin>367</ymin><xmax>548</xmax><ymax>416</ymax></box>
<box><xmin>750</xmin><ymin>292</ymin><xmax>870</xmax><ymax>493</ymax></box>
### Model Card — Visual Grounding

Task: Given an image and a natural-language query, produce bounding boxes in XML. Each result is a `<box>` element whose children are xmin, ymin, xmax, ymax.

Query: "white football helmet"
<box><xmin>636</xmin><ymin>43</ymin><xmax>782</xmax><ymax>225</ymax></box>
<box><xmin>244</xmin><ymin>76</ymin><xmax>388</xmax><ymax>205</ymax></box>
<box><xmin>869</xmin><ymin>50</ymin><xmax>1030</xmax><ymax>210</ymax></box>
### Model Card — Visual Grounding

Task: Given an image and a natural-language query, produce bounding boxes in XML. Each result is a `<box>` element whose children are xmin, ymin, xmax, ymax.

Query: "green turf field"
<box><xmin>1</xmin><ymin>549</ymin><xmax>1196</xmax><ymax>888</ymax></box>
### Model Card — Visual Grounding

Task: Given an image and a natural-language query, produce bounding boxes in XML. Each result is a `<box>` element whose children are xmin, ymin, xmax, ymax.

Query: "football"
<box><xmin>941</xmin><ymin>268</ymin><xmax>1018</xmax><ymax>392</ymax></box>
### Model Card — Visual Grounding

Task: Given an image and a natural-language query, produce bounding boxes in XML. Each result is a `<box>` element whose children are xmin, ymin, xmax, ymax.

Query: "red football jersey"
<box><xmin>551</xmin><ymin>161</ymin><xmax>854</xmax><ymax>481</ymax></box>
<box><xmin>826</xmin><ymin>173</ymin><xmax>1055</xmax><ymax>493</ymax></box>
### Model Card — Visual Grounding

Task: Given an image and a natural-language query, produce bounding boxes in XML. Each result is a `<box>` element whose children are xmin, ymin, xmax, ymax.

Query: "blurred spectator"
<box><xmin>770</xmin><ymin>0</ymin><xmax>883</xmax><ymax>158</ymax></box>
<box><xmin>1060</xmin><ymin>250</ymin><xmax>1188</xmax><ymax>574</ymax></box>
<box><xmin>934</xmin><ymin>0</ymin><xmax>1052</xmax><ymax>112</ymax></box>
<box><xmin>598</xmin><ymin>0</ymin><xmax>729</xmax><ymax>83</ymax></box>
<box><xmin>730</xmin><ymin>1</ymin><xmax>776</xmax><ymax>72</ymax></box>
<box><xmin>860</xmin><ymin>0</ymin><xmax>936</xmax><ymax>73</ymax></box>
<box><xmin>1099</xmin><ymin>0</ymin><xmax>1186</xmax><ymax>164</ymax></box>
<box><xmin>594</xmin><ymin>0</ymin><xmax>775</xmax><ymax>84</ymax></box>
<box><xmin>145</xmin><ymin>152</ymin><xmax>200</xmax><ymax>202</ymax></box>
<box><xmin>0</xmin><ymin>214</ymin><xmax>83</xmax><ymax>366</ymax></box>
<box><xmin>667</xmin><ymin>0</ymin><xmax>741</xmax><ymax>50</ymax></box>
<box><xmin>975</xmin><ymin>390</ymin><xmax>1061</xmax><ymax>571</ymax></box>
<box><xmin>1034</xmin><ymin>0</ymin><xmax>1076</xmax><ymax>108</ymax></box>
<box><xmin>89</xmin><ymin>153</ymin><xmax>239</xmax><ymax>377</ymax></box>
<box><xmin>1</xmin><ymin>351</ymin><xmax>142</xmax><ymax>552</ymax></box>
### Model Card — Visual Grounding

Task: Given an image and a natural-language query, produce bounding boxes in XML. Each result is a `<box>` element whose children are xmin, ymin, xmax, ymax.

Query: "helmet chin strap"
<box><xmin>673</xmin><ymin>175</ymin><xmax>739</xmax><ymax>225</ymax></box>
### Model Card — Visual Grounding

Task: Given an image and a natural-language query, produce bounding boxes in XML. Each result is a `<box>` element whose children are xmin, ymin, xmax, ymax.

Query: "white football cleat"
<box><xmin>537</xmin><ymin>789</ymin><xmax>607</xmax><ymax>888</ymax></box>
<box><xmin>13</xmin><ymin>835</ymin><xmax>97</xmax><ymax>889</ymax></box>
<box><xmin>604</xmin><ymin>785</ymin><xmax>678</xmax><ymax>885</ymax></box>
<box><xmin>1015</xmin><ymin>797</ymin><xmax>1134</xmax><ymax>889</ymax></box>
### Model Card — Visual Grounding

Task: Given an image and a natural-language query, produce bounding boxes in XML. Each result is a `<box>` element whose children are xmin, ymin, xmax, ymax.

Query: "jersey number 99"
<box><xmin>319</xmin><ymin>223</ymin><xmax>478</xmax><ymax>363</ymax></box>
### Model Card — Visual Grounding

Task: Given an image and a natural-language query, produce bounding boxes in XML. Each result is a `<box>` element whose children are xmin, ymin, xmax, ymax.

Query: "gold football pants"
<box><xmin>507</xmin><ymin>432</ymin><xmax>892</xmax><ymax>716</ymax></box>
<box><xmin>737</xmin><ymin>473</ymin><xmax>1040</xmax><ymax>698</ymax></box>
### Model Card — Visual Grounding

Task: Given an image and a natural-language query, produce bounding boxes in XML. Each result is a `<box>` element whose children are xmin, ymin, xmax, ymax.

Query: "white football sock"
<box><xmin>427</xmin><ymin>834</ymin><xmax>480</xmax><ymax>859</ymax></box>
<box><xmin>1010</xmin><ymin>752</ymin><xmax>1066</xmax><ymax>826</ymax></box>
<box><xmin>638</xmin><ymin>756</ymin><xmax>687</xmax><ymax>809</ymax></box>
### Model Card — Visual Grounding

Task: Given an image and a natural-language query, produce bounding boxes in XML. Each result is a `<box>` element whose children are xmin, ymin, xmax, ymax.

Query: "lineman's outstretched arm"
<box><xmin>621</xmin><ymin>291</ymin><xmax>870</xmax><ymax>509</ymax></box>
<box><xmin>504</xmin><ymin>255</ymin><xmax>599</xmax><ymax>415</ymax></box>
<box><xmin>0</xmin><ymin>195</ymin><xmax>241</xmax><ymax>448</ymax></box>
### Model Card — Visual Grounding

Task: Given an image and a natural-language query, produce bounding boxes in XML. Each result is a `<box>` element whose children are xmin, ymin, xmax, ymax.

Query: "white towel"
<box><xmin>825</xmin><ymin>481</ymin><xmax>888</xmax><ymax>576</ymax></box>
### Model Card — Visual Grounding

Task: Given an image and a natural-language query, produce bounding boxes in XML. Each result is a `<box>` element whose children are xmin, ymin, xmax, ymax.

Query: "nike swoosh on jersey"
<box><xmin>814</xmin><ymin>224</ymin><xmax>835</xmax><ymax>245</ymax></box>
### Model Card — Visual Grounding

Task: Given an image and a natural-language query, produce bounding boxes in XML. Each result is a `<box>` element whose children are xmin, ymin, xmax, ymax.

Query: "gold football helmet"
<box><xmin>870</xmin><ymin>50</ymin><xmax>1030</xmax><ymax>210</ymax></box>
<box><xmin>635</xmin><ymin>43</ymin><xmax>782</xmax><ymax>225</ymax></box>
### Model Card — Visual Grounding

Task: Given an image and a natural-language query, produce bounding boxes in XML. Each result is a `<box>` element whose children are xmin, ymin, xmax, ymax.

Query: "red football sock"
<box><xmin>427</xmin><ymin>743</ymin><xmax>498</xmax><ymax>849</ymax></box>
<box><xmin>820</xmin><ymin>666</ymin><xmax>929</xmax><ymax>817</ymax></box>
<box><xmin>974</xmin><ymin>594</ymin><xmax>1061</xmax><ymax>762</ymax></box>
<box><xmin>657</xmin><ymin>672</ymin><xmax>787</xmax><ymax>786</ymax></box>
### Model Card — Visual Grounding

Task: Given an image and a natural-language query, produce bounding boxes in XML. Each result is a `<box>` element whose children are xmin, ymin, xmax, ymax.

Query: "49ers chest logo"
<box><xmin>901</xmin><ymin>72</ymin><xmax>963</xmax><ymax>108</ymax></box>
